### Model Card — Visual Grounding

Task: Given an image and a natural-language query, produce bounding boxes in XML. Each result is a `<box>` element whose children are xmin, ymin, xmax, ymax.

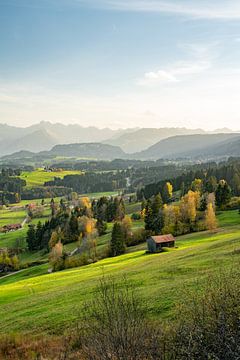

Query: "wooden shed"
<box><xmin>147</xmin><ymin>234</ymin><xmax>175</xmax><ymax>253</ymax></box>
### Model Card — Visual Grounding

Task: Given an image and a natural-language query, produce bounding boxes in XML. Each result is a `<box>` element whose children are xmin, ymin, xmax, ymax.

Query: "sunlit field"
<box><xmin>0</xmin><ymin>210</ymin><xmax>239</xmax><ymax>335</ymax></box>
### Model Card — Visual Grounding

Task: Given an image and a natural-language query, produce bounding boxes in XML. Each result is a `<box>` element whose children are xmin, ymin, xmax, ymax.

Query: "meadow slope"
<box><xmin>0</xmin><ymin>211</ymin><xmax>240</xmax><ymax>336</ymax></box>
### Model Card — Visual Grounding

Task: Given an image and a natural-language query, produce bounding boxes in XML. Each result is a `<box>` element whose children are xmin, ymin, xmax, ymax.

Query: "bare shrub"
<box><xmin>173</xmin><ymin>269</ymin><xmax>240</xmax><ymax>360</ymax></box>
<box><xmin>79</xmin><ymin>276</ymin><xmax>168</xmax><ymax>360</ymax></box>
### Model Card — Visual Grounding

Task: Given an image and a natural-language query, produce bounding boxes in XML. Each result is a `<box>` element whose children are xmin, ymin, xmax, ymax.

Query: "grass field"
<box><xmin>19</xmin><ymin>168</ymin><xmax>82</xmax><ymax>187</ymax></box>
<box><xmin>0</xmin><ymin>210</ymin><xmax>239</xmax><ymax>336</ymax></box>
<box><xmin>0</xmin><ymin>208</ymin><xmax>27</xmax><ymax>227</ymax></box>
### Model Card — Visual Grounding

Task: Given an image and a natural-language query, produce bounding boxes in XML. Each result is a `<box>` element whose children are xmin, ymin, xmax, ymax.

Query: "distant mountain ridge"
<box><xmin>0</xmin><ymin>121</ymin><xmax>240</xmax><ymax>160</ymax></box>
<box><xmin>0</xmin><ymin>122</ymin><xmax>130</xmax><ymax>156</ymax></box>
<box><xmin>105</xmin><ymin>127</ymin><xmax>207</xmax><ymax>153</ymax></box>
<box><xmin>134</xmin><ymin>133</ymin><xmax>240</xmax><ymax>160</ymax></box>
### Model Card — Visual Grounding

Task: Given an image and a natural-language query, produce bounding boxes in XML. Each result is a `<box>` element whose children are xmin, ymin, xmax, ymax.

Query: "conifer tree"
<box><xmin>215</xmin><ymin>180</ymin><xmax>231</xmax><ymax>208</ymax></box>
<box><xmin>110</xmin><ymin>222</ymin><xmax>126</xmax><ymax>257</ymax></box>
<box><xmin>144</xmin><ymin>199</ymin><xmax>154</xmax><ymax>231</ymax></box>
<box><xmin>26</xmin><ymin>224</ymin><xmax>37</xmax><ymax>251</ymax></box>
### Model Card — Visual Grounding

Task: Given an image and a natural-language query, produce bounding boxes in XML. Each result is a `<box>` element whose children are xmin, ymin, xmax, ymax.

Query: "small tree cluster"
<box><xmin>0</xmin><ymin>250</ymin><xmax>19</xmax><ymax>273</ymax></box>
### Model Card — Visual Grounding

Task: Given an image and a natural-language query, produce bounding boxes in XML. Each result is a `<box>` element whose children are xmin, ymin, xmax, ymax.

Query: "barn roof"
<box><xmin>151</xmin><ymin>234</ymin><xmax>175</xmax><ymax>244</ymax></box>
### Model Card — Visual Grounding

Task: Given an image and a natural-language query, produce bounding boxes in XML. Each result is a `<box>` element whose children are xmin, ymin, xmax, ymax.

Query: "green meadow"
<box><xmin>19</xmin><ymin>168</ymin><xmax>82</xmax><ymax>187</ymax></box>
<box><xmin>0</xmin><ymin>208</ymin><xmax>27</xmax><ymax>227</ymax></box>
<box><xmin>0</xmin><ymin>210</ymin><xmax>239</xmax><ymax>336</ymax></box>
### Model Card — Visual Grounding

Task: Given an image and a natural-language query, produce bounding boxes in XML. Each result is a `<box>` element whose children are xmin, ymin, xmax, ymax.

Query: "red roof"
<box><xmin>151</xmin><ymin>234</ymin><xmax>175</xmax><ymax>244</ymax></box>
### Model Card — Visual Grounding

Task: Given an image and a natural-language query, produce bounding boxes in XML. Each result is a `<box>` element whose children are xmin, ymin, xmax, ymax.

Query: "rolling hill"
<box><xmin>48</xmin><ymin>143</ymin><xmax>126</xmax><ymax>160</ymax></box>
<box><xmin>135</xmin><ymin>133</ymin><xmax>240</xmax><ymax>160</ymax></box>
<box><xmin>104</xmin><ymin>127</ymin><xmax>206</xmax><ymax>153</ymax></box>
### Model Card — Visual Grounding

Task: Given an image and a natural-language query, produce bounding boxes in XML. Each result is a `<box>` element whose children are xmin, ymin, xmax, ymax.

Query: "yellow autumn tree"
<box><xmin>180</xmin><ymin>190</ymin><xmax>199</xmax><ymax>223</ymax></box>
<box><xmin>191</xmin><ymin>178</ymin><xmax>203</xmax><ymax>193</ymax></box>
<box><xmin>79</xmin><ymin>216</ymin><xmax>97</xmax><ymax>238</ymax></box>
<box><xmin>205</xmin><ymin>203</ymin><xmax>218</xmax><ymax>232</ymax></box>
<box><xmin>162</xmin><ymin>204</ymin><xmax>177</xmax><ymax>234</ymax></box>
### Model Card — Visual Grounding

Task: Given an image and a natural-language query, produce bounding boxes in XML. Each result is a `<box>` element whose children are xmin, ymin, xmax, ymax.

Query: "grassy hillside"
<box><xmin>0</xmin><ymin>210</ymin><xmax>239</xmax><ymax>336</ymax></box>
<box><xmin>19</xmin><ymin>168</ymin><xmax>82</xmax><ymax>187</ymax></box>
<box><xmin>0</xmin><ymin>208</ymin><xmax>26</xmax><ymax>227</ymax></box>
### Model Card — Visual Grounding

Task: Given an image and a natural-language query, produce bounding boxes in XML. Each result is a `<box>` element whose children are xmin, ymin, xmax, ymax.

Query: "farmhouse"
<box><xmin>147</xmin><ymin>234</ymin><xmax>175</xmax><ymax>253</ymax></box>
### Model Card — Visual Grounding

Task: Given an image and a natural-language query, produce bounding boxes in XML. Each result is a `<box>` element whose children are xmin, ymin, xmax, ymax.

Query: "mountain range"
<box><xmin>0</xmin><ymin>121</ymin><xmax>238</xmax><ymax>157</ymax></box>
<box><xmin>1</xmin><ymin>122</ymin><xmax>240</xmax><ymax>162</ymax></box>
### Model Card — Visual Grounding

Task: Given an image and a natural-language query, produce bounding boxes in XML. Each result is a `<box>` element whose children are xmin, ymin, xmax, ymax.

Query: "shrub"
<box><xmin>131</xmin><ymin>212</ymin><xmax>141</xmax><ymax>221</ymax></box>
<box><xmin>79</xmin><ymin>277</ymin><xmax>167</xmax><ymax>360</ymax></box>
<box><xmin>173</xmin><ymin>269</ymin><xmax>240</xmax><ymax>359</ymax></box>
<box><xmin>126</xmin><ymin>228</ymin><xmax>149</xmax><ymax>247</ymax></box>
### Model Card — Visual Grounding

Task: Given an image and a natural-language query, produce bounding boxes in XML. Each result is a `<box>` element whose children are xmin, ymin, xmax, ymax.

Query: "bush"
<box><xmin>173</xmin><ymin>269</ymin><xmax>240</xmax><ymax>359</ymax></box>
<box><xmin>224</xmin><ymin>196</ymin><xmax>240</xmax><ymax>210</ymax></box>
<box><xmin>126</xmin><ymin>228</ymin><xmax>149</xmax><ymax>247</ymax></box>
<box><xmin>79</xmin><ymin>277</ymin><xmax>167</xmax><ymax>360</ymax></box>
<box><xmin>131</xmin><ymin>212</ymin><xmax>141</xmax><ymax>221</ymax></box>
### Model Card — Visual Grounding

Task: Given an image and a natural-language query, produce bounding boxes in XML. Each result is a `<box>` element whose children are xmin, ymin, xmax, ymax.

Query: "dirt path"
<box><xmin>0</xmin><ymin>268</ymin><xmax>25</xmax><ymax>281</ymax></box>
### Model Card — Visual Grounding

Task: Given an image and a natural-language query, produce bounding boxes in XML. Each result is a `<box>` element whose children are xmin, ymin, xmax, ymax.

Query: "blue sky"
<box><xmin>1</xmin><ymin>0</ymin><xmax>240</xmax><ymax>129</ymax></box>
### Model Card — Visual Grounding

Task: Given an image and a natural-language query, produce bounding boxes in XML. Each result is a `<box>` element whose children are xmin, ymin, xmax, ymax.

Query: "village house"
<box><xmin>147</xmin><ymin>234</ymin><xmax>175</xmax><ymax>253</ymax></box>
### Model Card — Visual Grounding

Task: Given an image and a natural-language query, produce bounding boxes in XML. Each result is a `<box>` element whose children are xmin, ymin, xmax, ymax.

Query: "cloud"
<box><xmin>138</xmin><ymin>44</ymin><xmax>212</xmax><ymax>86</ymax></box>
<box><xmin>76</xmin><ymin>0</ymin><xmax>240</xmax><ymax>20</ymax></box>
<box><xmin>138</xmin><ymin>61</ymin><xmax>210</xmax><ymax>86</ymax></box>
<box><xmin>138</xmin><ymin>70</ymin><xmax>178</xmax><ymax>85</ymax></box>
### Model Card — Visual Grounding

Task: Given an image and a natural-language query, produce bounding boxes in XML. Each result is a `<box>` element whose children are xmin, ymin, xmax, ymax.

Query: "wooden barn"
<box><xmin>147</xmin><ymin>234</ymin><xmax>175</xmax><ymax>253</ymax></box>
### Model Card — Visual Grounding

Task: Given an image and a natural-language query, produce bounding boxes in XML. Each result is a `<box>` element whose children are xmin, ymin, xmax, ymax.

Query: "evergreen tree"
<box><xmin>35</xmin><ymin>221</ymin><xmax>43</xmax><ymax>248</ymax></box>
<box><xmin>144</xmin><ymin>200</ymin><xmax>154</xmax><ymax>231</ymax></box>
<box><xmin>69</xmin><ymin>215</ymin><xmax>79</xmax><ymax>236</ymax></box>
<box><xmin>110</xmin><ymin>222</ymin><xmax>126</xmax><ymax>257</ymax></box>
<box><xmin>205</xmin><ymin>176</ymin><xmax>217</xmax><ymax>193</ymax></box>
<box><xmin>96</xmin><ymin>219</ymin><xmax>107</xmax><ymax>236</ymax></box>
<box><xmin>26</xmin><ymin>224</ymin><xmax>37</xmax><ymax>251</ymax></box>
<box><xmin>152</xmin><ymin>210</ymin><xmax>164</xmax><ymax>234</ymax></box>
<box><xmin>151</xmin><ymin>193</ymin><xmax>163</xmax><ymax>217</ymax></box>
<box><xmin>50</xmin><ymin>198</ymin><xmax>56</xmax><ymax>216</ymax></box>
<box><xmin>215</xmin><ymin>180</ymin><xmax>231</xmax><ymax>208</ymax></box>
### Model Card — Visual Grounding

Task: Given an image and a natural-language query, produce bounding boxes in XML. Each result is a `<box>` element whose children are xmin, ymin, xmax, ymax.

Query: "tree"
<box><xmin>122</xmin><ymin>216</ymin><xmax>133</xmax><ymax>242</ymax></box>
<box><xmin>35</xmin><ymin>221</ymin><xmax>43</xmax><ymax>247</ymax></box>
<box><xmin>205</xmin><ymin>203</ymin><xmax>218</xmax><ymax>232</ymax></box>
<box><xmin>96</xmin><ymin>219</ymin><xmax>107</xmax><ymax>236</ymax></box>
<box><xmin>114</xmin><ymin>197</ymin><xmax>125</xmax><ymax>221</ymax></box>
<box><xmin>26</xmin><ymin>224</ymin><xmax>37</xmax><ymax>251</ymax></box>
<box><xmin>50</xmin><ymin>198</ymin><xmax>56</xmax><ymax>216</ymax></box>
<box><xmin>110</xmin><ymin>222</ymin><xmax>126</xmax><ymax>257</ymax></box>
<box><xmin>215</xmin><ymin>180</ymin><xmax>231</xmax><ymax>208</ymax></box>
<box><xmin>49</xmin><ymin>241</ymin><xmax>65</xmax><ymax>272</ymax></box>
<box><xmin>205</xmin><ymin>176</ymin><xmax>217</xmax><ymax>193</ymax></box>
<box><xmin>49</xmin><ymin>230</ymin><xmax>59</xmax><ymax>249</ymax></box>
<box><xmin>180</xmin><ymin>190</ymin><xmax>199</xmax><ymax>224</ymax></box>
<box><xmin>69</xmin><ymin>214</ymin><xmax>79</xmax><ymax>238</ymax></box>
<box><xmin>162</xmin><ymin>182</ymin><xmax>173</xmax><ymax>204</ymax></box>
<box><xmin>144</xmin><ymin>200</ymin><xmax>154</xmax><ymax>231</ymax></box>
<box><xmin>151</xmin><ymin>193</ymin><xmax>163</xmax><ymax>217</ymax></box>
<box><xmin>191</xmin><ymin>178</ymin><xmax>203</xmax><ymax>194</ymax></box>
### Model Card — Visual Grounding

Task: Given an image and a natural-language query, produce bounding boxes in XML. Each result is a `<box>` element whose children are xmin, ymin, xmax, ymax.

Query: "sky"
<box><xmin>1</xmin><ymin>0</ymin><xmax>240</xmax><ymax>130</ymax></box>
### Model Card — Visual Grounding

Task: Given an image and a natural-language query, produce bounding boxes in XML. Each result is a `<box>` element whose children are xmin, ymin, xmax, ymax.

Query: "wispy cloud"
<box><xmin>76</xmin><ymin>0</ymin><xmax>240</xmax><ymax>20</ymax></box>
<box><xmin>138</xmin><ymin>61</ymin><xmax>210</xmax><ymax>86</ymax></box>
<box><xmin>138</xmin><ymin>43</ymin><xmax>213</xmax><ymax>86</ymax></box>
